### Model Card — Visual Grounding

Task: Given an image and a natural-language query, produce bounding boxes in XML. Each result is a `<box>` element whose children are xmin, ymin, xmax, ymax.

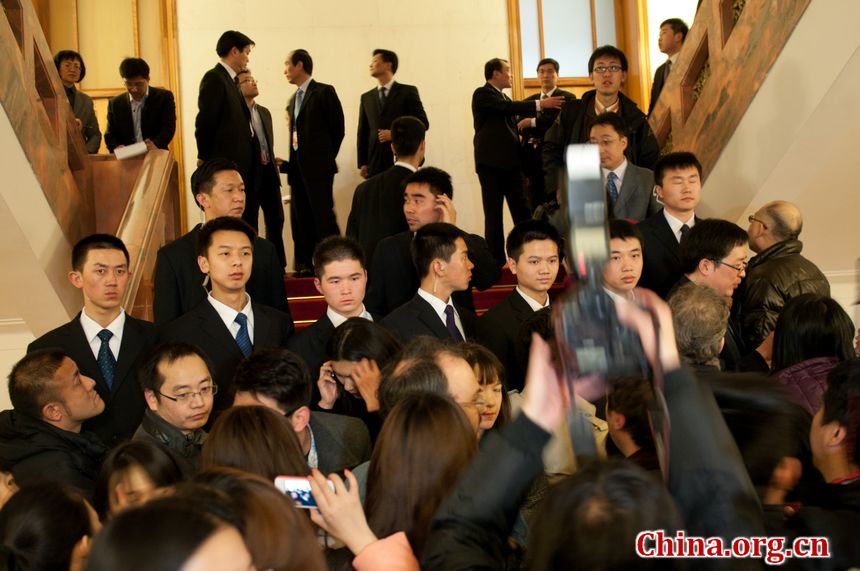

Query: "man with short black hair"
<box><xmin>366</xmin><ymin>167</ymin><xmax>499</xmax><ymax>316</ymax></box>
<box><xmin>649</xmin><ymin>18</ymin><xmax>688</xmax><ymax>115</ymax></box>
<box><xmin>602</xmin><ymin>219</ymin><xmax>644</xmax><ymax>302</ymax></box>
<box><xmin>606</xmin><ymin>376</ymin><xmax>659</xmax><ymax>472</ymax></box>
<box><xmin>233</xmin><ymin>348</ymin><xmax>371</xmax><ymax>474</ymax></box>
<box><xmin>28</xmin><ymin>234</ymin><xmax>156</xmax><ymax>445</ymax></box>
<box><xmin>135</xmin><ymin>342</ymin><xmax>214</xmax><ymax>475</ymax></box>
<box><xmin>153</xmin><ymin>159</ymin><xmax>289</xmax><ymax>323</ymax></box>
<box><xmin>478</xmin><ymin>220</ymin><xmax>562</xmax><ymax>391</ymax></box>
<box><xmin>357</xmin><ymin>49</ymin><xmax>429</xmax><ymax>179</ymax></box>
<box><xmin>104</xmin><ymin>57</ymin><xmax>176</xmax><ymax>153</ymax></box>
<box><xmin>347</xmin><ymin>115</ymin><xmax>426</xmax><ymax>266</ymax></box>
<box><xmin>158</xmin><ymin>217</ymin><xmax>294</xmax><ymax>414</ymax></box>
<box><xmin>383</xmin><ymin>223</ymin><xmax>477</xmax><ymax>342</ymax></box>
<box><xmin>0</xmin><ymin>350</ymin><xmax>106</xmax><ymax>500</ymax></box>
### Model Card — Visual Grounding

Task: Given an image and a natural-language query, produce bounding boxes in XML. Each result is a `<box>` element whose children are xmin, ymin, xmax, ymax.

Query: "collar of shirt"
<box><xmin>306</xmin><ymin>422</ymin><xmax>319</xmax><ymax>470</ymax></box>
<box><xmin>602</xmin><ymin>158</ymin><xmax>629</xmax><ymax>187</ymax></box>
<box><xmin>595</xmin><ymin>97</ymin><xmax>620</xmax><ymax>115</ymax></box>
<box><xmin>489</xmin><ymin>83</ymin><xmax>505</xmax><ymax>94</ymax></box>
<box><xmin>603</xmin><ymin>286</ymin><xmax>635</xmax><ymax>304</ymax></box>
<box><xmin>663</xmin><ymin>209</ymin><xmax>696</xmax><ymax>241</ymax></box>
<box><xmin>128</xmin><ymin>89</ymin><xmax>149</xmax><ymax>106</ymax></box>
<box><xmin>218</xmin><ymin>60</ymin><xmax>238</xmax><ymax>81</ymax></box>
<box><xmin>208</xmin><ymin>293</ymin><xmax>254</xmax><ymax>344</ymax></box>
<box><xmin>297</xmin><ymin>76</ymin><xmax>312</xmax><ymax>94</ymax></box>
<box><xmin>542</xmin><ymin>87</ymin><xmax>557</xmax><ymax>98</ymax></box>
<box><xmin>668</xmin><ymin>52</ymin><xmax>680</xmax><ymax>66</ymax></box>
<box><xmin>327</xmin><ymin>305</ymin><xmax>373</xmax><ymax>328</ymax></box>
<box><xmin>378</xmin><ymin>79</ymin><xmax>394</xmax><ymax>91</ymax></box>
<box><xmin>80</xmin><ymin>308</ymin><xmax>125</xmax><ymax>361</ymax></box>
<box><xmin>416</xmin><ymin>288</ymin><xmax>464</xmax><ymax>337</ymax></box>
<box><xmin>393</xmin><ymin>161</ymin><xmax>417</xmax><ymax>172</ymax></box>
<box><xmin>515</xmin><ymin>287</ymin><xmax>550</xmax><ymax>312</ymax></box>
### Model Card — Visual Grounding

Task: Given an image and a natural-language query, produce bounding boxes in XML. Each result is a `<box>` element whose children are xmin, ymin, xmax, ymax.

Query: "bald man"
<box><xmin>735</xmin><ymin>200</ymin><xmax>829</xmax><ymax>351</ymax></box>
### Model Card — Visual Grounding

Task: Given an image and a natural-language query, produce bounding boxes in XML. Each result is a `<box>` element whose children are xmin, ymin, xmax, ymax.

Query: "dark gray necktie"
<box><xmin>444</xmin><ymin>305</ymin><xmax>464</xmax><ymax>342</ymax></box>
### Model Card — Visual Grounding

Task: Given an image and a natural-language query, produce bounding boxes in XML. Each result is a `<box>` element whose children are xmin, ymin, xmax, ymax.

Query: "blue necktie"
<box><xmin>295</xmin><ymin>89</ymin><xmax>304</xmax><ymax>117</ymax></box>
<box><xmin>97</xmin><ymin>329</ymin><xmax>116</xmax><ymax>389</ymax></box>
<box><xmin>234</xmin><ymin>313</ymin><xmax>253</xmax><ymax>357</ymax></box>
<box><xmin>444</xmin><ymin>305</ymin><xmax>464</xmax><ymax>342</ymax></box>
<box><xmin>607</xmin><ymin>172</ymin><xmax>619</xmax><ymax>206</ymax></box>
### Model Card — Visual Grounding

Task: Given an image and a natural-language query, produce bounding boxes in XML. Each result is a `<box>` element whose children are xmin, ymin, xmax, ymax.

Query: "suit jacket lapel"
<box><xmin>414</xmin><ymin>296</ymin><xmax>450</xmax><ymax>339</ymax></box>
<box><xmin>66</xmin><ymin>316</ymin><xmax>108</xmax><ymax>391</ymax></box>
<box><xmin>654</xmin><ymin>214</ymin><xmax>681</xmax><ymax>261</ymax></box>
<box><xmin>111</xmin><ymin>317</ymin><xmax>142</xmax><ymax>400</ymax></box>
<box><xmin>198</xmin><ymin>302</ymin><xmax>244</xmax><ymax>358</ymax></box>
<box><xmin>509</xmin><ymin>290</ymin><xmax>537</xmax><ymax>321</ymax></box>
<box><xmin>251</xmin><ymin>303</ymin><xmax>279</xmax><ymax>348</ymax></box>
<box><xmin>615</xmin><ymin>166</ymin><xmax>639</xmax><ymax>215</ymax></box>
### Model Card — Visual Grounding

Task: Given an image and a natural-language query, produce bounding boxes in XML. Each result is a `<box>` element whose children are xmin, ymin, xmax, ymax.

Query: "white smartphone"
<box><xmin>274</xmin><ymin>475</ymin><xmax>334</xmax><ymax>509</ymax></box>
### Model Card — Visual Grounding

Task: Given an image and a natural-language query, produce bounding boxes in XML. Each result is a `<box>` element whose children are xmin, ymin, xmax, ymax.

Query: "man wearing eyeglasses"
<box><xmin>135</xmin><ymin>342</ymin><xmax>215</xmax><ymax>475</ymax></box>
<box><xmin>104</xmin><ymin>57</ymin><xmax>176</xmax><ymax>153</ymax></box>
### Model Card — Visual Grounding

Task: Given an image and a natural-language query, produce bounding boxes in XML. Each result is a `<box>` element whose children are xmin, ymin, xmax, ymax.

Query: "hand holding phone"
<box><xmin>307</xmin><ymin>469</ymin><xmax>378</xmax><ymax>556</ymax></box>
<box><xmin>317</xmin><ymin>362</ymin><xmax>338</xmax><ymax>410</ymax></box>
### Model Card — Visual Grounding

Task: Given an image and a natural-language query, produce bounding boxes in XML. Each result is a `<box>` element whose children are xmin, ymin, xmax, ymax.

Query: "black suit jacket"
<box><xmin>27</xmin><ymin>313</ymin><xmax>156</xmax><ymax>446</ymax></box>
<box><xmin>104</xmin><ymin>86</ymin><xmax>177</xmax><ymax>152</ymax></box>
<box><xmin>472</xmin><ymin>83</ymin><xmax>536</xmax><ymax>170</ymax></box>
<box><xmin>158</xmin><ymin>300</ymin><xmax>294</xmax><ymax>411</ymax></box>
<box><xmin>382</xmin><ymin>294</ymin><xmax>476</xmax><ymax>342</ymax></box>
<box><xmin>286</xmin><ymin>313</ymin><xmax>335</xmax><ymax>381</ymax></box>
<box><xmin>310</xmin><ymin>411</ymin><xmax>372</xmax><ymax>474</ymax></box>
<box><xmin>254</xmin><ymin>103</ymin><xmax>281</xmax><ymax>189</ymax></box>
<box><xmin>365</xmin><ymin>230</ymin><xmax>501</xmax><ymax>317</ymax></box>
<box><xmin>195</xmin><ymin>64</ymin><xmax>254</xmax><ymax>186</ymax></box>
<box><xmin>476</xmin><ymin>290</ymin><xmax>536</xmax><ymax>391</ymax></box>
<box><xmin>638</xmin><ymin>210</ymin><xmax>700</xmax><ymax>299</ymax></box>
<box><xmin>357</xmin><ymin>82</ymin><xmax>429</xmax><ymax>176</ymax></box>
<box><xmin>648</xmin><ymin>61</ymin><xmax>669</xmax><ymax>115</ymax></box>
<box><xmin>520</xmin><ymin>89</ymin><xmax>576</xmax><ymax>177</ymax></box>
<box><xmin>152</xmin><ymin>224</ymin><xmax>289</xmax><ymax>324</ymax></box>
<box><xmin>286</xmin><ymin>79</ymin><xmax>344</xmax><ymax>184</ymax></box>
<box><xmin>345</xmin><ymin>164</ymin><xmax>411</xmax><ymax>266</ymax></box>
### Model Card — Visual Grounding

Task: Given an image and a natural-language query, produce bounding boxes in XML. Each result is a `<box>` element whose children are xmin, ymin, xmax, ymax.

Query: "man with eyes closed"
<box><xmin>158</xmin><ymin>217</ymin><xmax>294</xmax><ymax>419</ymax></box>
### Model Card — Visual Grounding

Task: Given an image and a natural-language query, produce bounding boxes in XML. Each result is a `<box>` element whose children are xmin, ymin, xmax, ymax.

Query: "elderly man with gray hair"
<box><xmin>669</xmin><ymin>282</ymin><xmax>729</xmax><ymax>373</ymax></box>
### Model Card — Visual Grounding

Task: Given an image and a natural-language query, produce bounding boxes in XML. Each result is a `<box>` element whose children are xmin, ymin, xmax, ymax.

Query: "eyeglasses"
<box><xmin>712</xmin><ymin>259</ymin><xmax>747</xmax><ymax>275</ymax></box>
<box><xmin>589</xmin><ymin>137</ymin><xmax>622</xmax><ymax>147</ymax></box>
<box><xmin>158</xmin><ymin>384</ymin><xmax>218</xmax><ymax>403</ymax></box>
<box><xmin>747</xmin><ymin>215</ymin><xmax>768</xmax><ymax>230</ymax></box>
<box><xmin>593</xmin><ymin>65</ymin><xmax>623</xmax><ymax>73</ymax></box>
<box><xmin>239</xmin><ymin>78</ymin><xmax>258</xmax><ymax>85</ymax></box>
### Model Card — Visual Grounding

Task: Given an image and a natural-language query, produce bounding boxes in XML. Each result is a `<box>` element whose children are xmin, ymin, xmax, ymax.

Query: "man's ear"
<box><xmin>41</xmin><ymin>401</ymin><xmax>64</xmax><ymax>423</ymax></box>
<box><xmin>654</xmin><ymin>185</ymin><xmax>664</xmax><ymax>200</ymax></box>
<box><xmin>197</xmin><ymin>255</ymin><xmax>209</xmax><ymax>275</ymax></box>
<box><xmin>507</xmin><ymin>257</ymin><xmax>518</xmax><ymax>275</ymax></box>
<box><xmin>826</xmin><ymin>421</ymin><xmax>848</xmax><ymax>449</ymax></box>
<box><xmin>619</xmin><ymin>136</ymin><xmax>629</xmax><ymax>153</ymax></box>
<box><xmin>432</xmin><ymin>258</ymin><xmax>446</xmax><ymax>277</ymax></box>
<box><xmin>195</xmin><ymin>193</ymin><xmax>209</xmax><ymax>211</ymax></box>
<box><xmin>68</xmin><ymin>271</ymin><xmax>83</xmax><ymax>289</ymax></box>
<box><xmin>143</xmin><ymin>389</ymin><xmax>159</xmax><ymax>412</ymax></box>
<box><xmin>620</xmin><ymin>70</ymin><xmax>628</xmax><ymax>85</ymax></box>
<box><xmin>313</xmin><ymin>277</ymin><xmax>324</xmax><ymax>296</ymax></box>
<box><xmin>289</xmin><ymin>405</ymin><xmax>311</xmax><ymax>433</ymax></box>
<box><xmin>607</xmin><ymin>410</ymin><xmax>626</xmax><ymax>431</ymax></box>
<box><xmin>697</xmin><ymin>258</ymin><xmax>714</xmax><ymax>276</ymax></box>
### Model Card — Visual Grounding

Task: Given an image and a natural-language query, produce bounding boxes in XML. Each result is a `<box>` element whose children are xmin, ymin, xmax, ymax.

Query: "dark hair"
<box><xmin>86</xmin><ymin>496</ymin><xmax>235</xmax><ymax>571</ymax></box>
<box><xmin>607</xmin><ymin>376</ymin><xmax>655</xmax><ymax>449</ymax></box>
<box><xmin>537</xmin><ymin>57</ymin><xmax>559</xmax><ymax>73</ymax></box>
<box><xmin>660</xmin><ymin>18</ymin><xmax>689</xmax><ymax>40</ymax></box>
<box><xmin>215</xmin><ymin>30</ymin><xmax>254</xmax><ymax>58</ymax></box>
<box><xmin>608</xmin><ymin>219</ymin><xmax>643</xmax><ymax>244</ymax></box>
<box><xmin>506</xmin><ymin>219</ymin><xmax>562</xmax><ymax>261</ymax></box>
<box><xmin>119</xmin><ymin>57</ymin><xmax>150</xmax><ymax>79</ymax></box>
<box><xmin>201</xmin><ymin>405</ymin><xmax>309</xmax><ymax>480</ymax></box>
<box><xmin>679</xmin><ymin>218</ymin><xmax>748</xmax><ymax>274</ymax></box>
<box><xmin>591</xmin><ymin>111</ymin><xmax>629</xmax><ymax>139</ymax></box>
<box><xmin>484</xmin><ymin>58</ymin><xmax>508</xmax><ymax>80</ymax></box>
<box><xmin>653</xmin><ymin>151</ymin><xmax>702</xmax><ymax>186</ymax></box>
<box><xmin>588</xmin><ymin>45</ymin><xmax>628</xmax><ymax>73</ymax></box>
<box><xmin>460</xmin><ymin>342</ymin><xmax>511</xmax><ymax>429</ymax></box>
<box><xmin>0</xmin><ymin>483</ymin><xmax>93</xmax><ymax>571</ymax></box>
<box><xmin>71</xmin><ymin>233</ymin><xmax>130</xmax><ymax>271</ymax></box>
<box><xmin>391</xmin><ymin>116</ymin><xmax>426</xmax><ymax>157</ymax></box>
<box><xmin>138</xmin><ymin>342</ymin><xmax>211</xmax><ymax>397</ymax></box>
<box><xmin>189</xmin><ymin>469</ymin><xmax>326</xmax><ymax>571</ymax></box>
<box><xmin>411</xmin><ymin>222</ymin><xmax>467</xmax><ymax>279</ymax></box>
<box><xmin>53</xmin><ymin>50</ymin><xmax>86</xmax><ymax>81</ymax></box>
<box><xmin>7</xmin><ymin>349</ymin><xmax>66</xmax><ymax>419</ymax></box>
<box><xmin>668</xmin><ymin>283</ymin><xmax>729</xmax><ymax>367</ymax></box>
<box><xmin>196</xmin><ymin>216</ymin><xmax>256</xmax><ymax>258</ymax></box>
<box><xmin>528</xmin><ymin>460</ymin><xmax>683</xmax><ymax>570</ymax></box>
<box><xmin>378</xmin><ymin>356</ymin><xmax>449</xmax><ymax>418</ymax></box>
<box><xmin>312</xmin><ymin>236</ymin><xmax>365</xmax><ymax>279</ymax></box>
<box><xmin>233</xmin><ymin>348</ymin><xmax>311</xmax><ymax>415</ymax></box>
<box><xmin>366</xmin><ymin>393</ymin><xmax>477</xmax><ymax>555</ymax></box>
<box><xmin>821</xmin><ymin>358</ymin><xmax>860</xmax><ymax>465</ymax></box>
<box><xmin>404</xmin><ymin>166</ymin><xmax>453</xmax><ymax>199</ymax></box>
<box><xmin>372</xmin><ymin>48</ymin><xmax>399</xmax><ymax>74</ymax></box>
<box><xmin>288</xmin><ymin>49</ymin><xmax>313</xmax><ymax>75</ymax></box>
<box><xmin>771</xmin><ymin>294</ymin><xmax>855</xmax><ymax>372</ymax></box>
<box><xmin>94</xmin><ymin>440</ymin><xmax>184</xmax><ymax>519</ymax></box>
<box><xmin>190</xmin><ymin>158</ymin><xmax>241</xmax><ymax>211</ymax></box>
<box><xmin>327</xmin><ymin>317</ymin><xmax>402</xmax><ymax>366</ymax></box>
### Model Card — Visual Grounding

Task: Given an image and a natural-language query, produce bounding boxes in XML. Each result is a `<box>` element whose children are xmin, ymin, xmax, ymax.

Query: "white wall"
<box><xmin>645</xmin><ymin>0</ymin><xmax>698</xmax><ymax>79</ymax></box>
<box><xmin>175</xmin><ymin>0</ymin><xmax>512</xmax><ymax>270</ymax></box>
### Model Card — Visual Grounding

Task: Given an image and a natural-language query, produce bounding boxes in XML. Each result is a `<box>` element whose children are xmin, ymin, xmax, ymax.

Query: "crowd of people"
<box><xmin>10</xmin><ymin>19</ymin><xmax>856</xmax><ymax>571</ymax></box>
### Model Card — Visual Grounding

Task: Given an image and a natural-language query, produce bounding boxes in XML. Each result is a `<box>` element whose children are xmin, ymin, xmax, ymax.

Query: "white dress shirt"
<box><xmin>663</xmin><ymin>209</ymin><xmax>696</xmax><ymax>242</ymax></box>
<box><xmin>417</xmin><ymin>288</ymin><xmax>465</xmax><ymax>339</ymax></box>
<box><xmin>80</xmin><ymin>309</ymin><xmax>125</xmax><ymax>361</ymax></box>
<box><xmin>208</xmin><ymin>293</ymin><xmax>254</xmax><ymax>344</ymax></box>
<box><xmin>531</xmin><ymin>86</ymin><xmax>558</xmax><ymax>127</ymax></box>
<box><xmin>515</xmin><ymin>287</ymin><xmax>550</xmax><ymax>312</ymax></box>
<box><xmin>129</xmin><ymin>89</ymin><xmax>149</xmax><ymax>143</ymax></box>
<box><xmin>327</xmin><ymin>305</ymin><xmax>373</xmax><ymax>328</ymax></box>
<box><xmin>218</xmin><ymin>60</ymin><xmax>238</xmax><ymax>81</ymax></box>
<box><xmin>393</xmin><ymin>160</ymin><xmax>417</xmax><ymax>172</ymax></box>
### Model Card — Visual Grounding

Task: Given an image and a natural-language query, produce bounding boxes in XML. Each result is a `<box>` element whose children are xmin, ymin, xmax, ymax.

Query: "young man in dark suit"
<box><xmin>27</xmin><ymin>234</ymin><xmax>156</xmax><ymax>446</ymax></box>
<box><xmin>357</xmin><ymin>49</ymin><xmax>429</xmax><ymax>179</ymax></box>
<box><xmin>158</xmin><ymin>217</ymin><xmax>294</xmax><ymax>414</ymax></box>
<box><xmin>517</xmin><ymin>58</ymin><xmax>577</xmax><ymax>212</ymax></box>
<box><xmin>347</xmin><ymin>115</ymin><xmax>425</xmax><ymax>267</ymax></box>
<box><xmin>365</xmin><ymin>167</ymin><xmax>500</xmax><ymax>317</ymax></box>
<box><xmin>477</xmin><ymin>220</ymin><xmax>561</xmax><ymax>391</ymax></box>
<box><xmin>638</xmin><ymin>152</ymin><xmax>702</xmax><ymax>299</ymax></box>
<box><xmin>194</xmin><ymin>30</ymin><xmax>256</xmax><ymax>191</ymax></box>
<box><xmin>233</xmin><ymin>348</ymin><xmax>371</xmax><ymax>474</ymax></box>
<box><xmin>152</xmin><ymin>159</ymin><xmax>289</xmax><ymax>324</ymax></box>
<box><xmin>382</xmin><ymin>223</ymin><xmax>477</xmax><ymax>342</ymax></box>
<box><xmin>104</xmin><ymin>57</ymin><xmax>176</xmax><ymax>153</ymax></box>
<box><xmin>237</xmin><ymin>69</ymin><xmax>287</xmax><ymax>268</ymax></box>
<box><xmin>472</xmin><ymin>57</ymin><xmax>564</xmax><ymax>263</ymax></box>
<box><xmin>287</xmin><ymin>236</ymin><xmax>374</xmax><ymax>380</ymax></box>
<box><xmin>284</xmin><ymin>49</ymin><xmax>345</xmax><ymax>275</ymax></box>
<box><xmin>649</xmin><ymin>18</ymin><xmax>687</xmax><ymax>115</ymax></box>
